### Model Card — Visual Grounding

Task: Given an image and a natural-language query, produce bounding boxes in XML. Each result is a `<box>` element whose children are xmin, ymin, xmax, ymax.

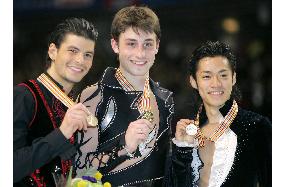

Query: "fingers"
<box><xmin>72</xmin><ymin>103</ymin><xmax>90</xmax><ymax>114</ymax></box>
<box><xmin>175</xmin><ymin>119</ymin><xmax>195</xmax><ymax>142</ymax></box>
<box><xmin>179</xmin><ymin>119</ymin><xmax>195</xmax><ymax>125</ymax></box>
<box><xmin>60</xmin><ymin>103</ymin><xmax>91</xmax><ymax>139</ymax></box>
<box><xmin>69</xmin><ymin>112</ymin><xmax>88</xmax><ymax>131</ymax></box>
<box><xmin>129</xmin><ymin>120</ymin><xmax>153</xmax><ymax>138</ymax></box>
<box><xmin>176</xmin><ymin>119</ymin><xmax>191</xmax><ymax>133</ymax></box>
<box><xmin>124</xmin><ymin>119</ymin><xmax>155</xmax><ymax>152</ymax></box>
<box><xmin>132</xmin><ymin>119</ymin><xmax>154</xmax><ymax>131</ymax></box>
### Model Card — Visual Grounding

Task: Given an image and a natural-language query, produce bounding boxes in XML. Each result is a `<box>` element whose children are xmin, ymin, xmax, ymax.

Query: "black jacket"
<box><xmin>13</xmin><ymin>74</ymin><xmax>76</xmax><ymax>186</ymax></box>
<box><xmin>167</xmin><ymin>100</ymin><xmax>272</xmax><ymax>187</ymax></box>
<box><xmin>75</xmin><ymin>67</ymin><xmax>174</xmax><ymax>186</ymax></box>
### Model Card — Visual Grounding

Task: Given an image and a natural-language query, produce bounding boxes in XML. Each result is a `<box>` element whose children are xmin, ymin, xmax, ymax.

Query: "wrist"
<box><xmin>123</xmin><ymin>145</ymin><xmax>135</xmax><ymax>158</ymax></box>
<box><xmin>59</xmin><ymin>126</ymin><xmax>71</xmax><ymax>139</ymax></box>
<box><xmin>172</xmin><ymin>138</ymin><xmax>197</xmax><ymax>147</ymax></box>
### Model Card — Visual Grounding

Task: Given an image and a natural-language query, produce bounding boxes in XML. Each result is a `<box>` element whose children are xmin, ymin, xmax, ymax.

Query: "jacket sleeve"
<box><xmin>253</xmin><ymin>116</ymin><xmax>272</xmax><ymax>187</ymax></box>
<box><xmin>164</xmin><ymin>94</ymin><xmax>194</xmax><ymax>187</ymax></box>
<box><xmin>13</xmin><ymin>85</ymin><xmax>74</xmax><ymax>182</ymax></box>
<box><xmin>164</xmin><ymin>141</ymin><xmax>194</xmax><ymax>187</ymax></box>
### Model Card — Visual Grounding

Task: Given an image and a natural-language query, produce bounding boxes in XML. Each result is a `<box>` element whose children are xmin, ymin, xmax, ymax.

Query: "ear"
<box><xmin>189</xmin><ymin>75</ymin><xmax>198</xmax><ymax>89</ymax></box>
<box><xmin>48</xmin><ymin>43</ymin><xmax>58</xmax><ymax>62</ymax></box>
<box><xmin>233</xmin><ymin>72</ymin><xmax>236</xmax><ymax>86</ymax></box>
<box><xmin>111</xmin><ymin>39</ymin><xmax>119</xmax><ymax>54</ymax></box>
<box><xmin>155</xmin><ymin>39</ymin><xmax>160</xmax><ymax>54</ymax></box>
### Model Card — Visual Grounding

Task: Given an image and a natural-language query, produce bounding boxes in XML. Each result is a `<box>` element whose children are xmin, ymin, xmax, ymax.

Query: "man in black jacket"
<box><xmin>13</xmin><ymin>17</ymin><xmax>98</xmax><ymax>186</ymax></box>
<box><xmin>168</xmin><ymin>41</ymin><xmax>271</xmax><ymax>187</ymax></box>
<box><xmin>75</xmin><ymin>5</ymin><xmax>174</xmax><ymax>186</ymax></box>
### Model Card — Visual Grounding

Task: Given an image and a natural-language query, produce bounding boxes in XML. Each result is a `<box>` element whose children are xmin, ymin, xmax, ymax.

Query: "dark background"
<box><xmin>14</xmin><ymin>0</ymin><xmax>271</xmax><ymax>121</ymax></box>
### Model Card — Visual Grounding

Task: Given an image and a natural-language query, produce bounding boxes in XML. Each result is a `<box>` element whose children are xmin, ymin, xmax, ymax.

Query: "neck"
<box><xmin>203</xmin><ymin>104</ymin><xmax>224</xmax><ymax>124</ymax></box>
<box><xmin>62</xmin><ymin>85</ymin><xmax>73</xmax><ymax>95</ymax></box>
<box><xmin>119</xmin><ymin>68</ymin><xmax>148</xmax><ymax>91</ymax></box>
<box><xmin>46</xmin><ymin>69</ymin><xmax>74</xmax><ymax>94</ymax></box>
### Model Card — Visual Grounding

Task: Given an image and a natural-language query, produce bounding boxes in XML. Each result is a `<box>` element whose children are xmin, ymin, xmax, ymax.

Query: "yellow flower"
<box><xmin>103</xmin><ymin>182</ymin><xmax>111</xmax><ymax>187</ymax></box>
<box><xmin>77</xmin><ymin>180</ymin><xmax>88</xmax><ymax>187</ymax></box>
<box><xmin>94</xmin><ymin>171</ymin><xmax>103</xmax><ymax>181</ymax></box>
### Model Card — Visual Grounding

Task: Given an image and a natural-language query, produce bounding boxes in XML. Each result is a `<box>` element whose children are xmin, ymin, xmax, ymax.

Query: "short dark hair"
<box><xmin>111</xmin><ymin>5</ymin><xmax>161</xmax><ymax>42</ymax></box>
<box><xmin>188</xmin><ymin>40</ymin><xmax>241</xmax><ymax>102</ymax></box>
<box><xmin>46</xmin><ymin>17</ymin><xmax>98</xmax><ymax>68</ymax></box>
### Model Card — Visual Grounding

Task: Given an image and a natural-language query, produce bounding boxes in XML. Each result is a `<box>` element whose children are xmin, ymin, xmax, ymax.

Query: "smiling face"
<box><xmin>190</xmin><ymin>56</ymin><xmax>236</xmax><ymax>110</ymax></box>
<box><xmin>47</xmin><ymin>33</ymin><xmax>95</xmax><ymax>89</ymax></box>
<box><xmin>111</xmin><ymin>27</ymin><xmax>159</xmax><ymax>80</ymax></box>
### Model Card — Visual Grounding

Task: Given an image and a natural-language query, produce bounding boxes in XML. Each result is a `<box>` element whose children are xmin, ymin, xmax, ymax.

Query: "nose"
<box><xmin>136</xmin><ymin>45</ymin><xmax>146</xmax><ymax>58</ymax></box>
<box><xmin>211</xmin><ymin>75</ymin><xmax>222</xmax><ymax>87</ymax></box>
<box><xmin>75</xmin><ymin>53</ymin><xmax>84</xmax><ymax>64</ymax></box>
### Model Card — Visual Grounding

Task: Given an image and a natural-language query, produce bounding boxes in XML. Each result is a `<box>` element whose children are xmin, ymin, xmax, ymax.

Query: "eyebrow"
<box><xmin>124</xmin><ymin>38</ymin><xmax>137</xmax><ymax>42</ymax></box>
<box><xmin>67</xmin><ymin>45</ymin><xmax>79</xmax><ymax>50</ymax></box>
<box><xmin>200</xmin><ymin>69</ymin><xmax>230</xmax><ymax>74</ymax></box>
<box><xmin>144</xmin><ymin>39</ymin><xmax>155</xmax><ymax>42</ymax></box>
<box><xmin>67</xmin><ymin>46</ymin><xmax>94</xmax><ymax>54</ymax></box>
<box><xmin>218</xmin><ymin>69</ymin><xmax>230</xmax><ymax>73</ymax></box>
<box><xmin>124</xmin><ymin>38</ymin><xmax>155</xmax><ymax>42</ymax></box>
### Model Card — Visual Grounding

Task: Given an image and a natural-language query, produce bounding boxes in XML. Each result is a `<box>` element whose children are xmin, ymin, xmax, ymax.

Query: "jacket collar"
<box><xmin>199</xmin><ymin>99</ymin><xmax>234</xmax><ymax>127</ymax></box>
<box><xmin>43</xmin><ymin>72</ymin><xmax>74</xmax><ymax>97</ymax></box>
<box><xmin>100</xmin><ymin>67</ymin><xmax>172</xmax><ymax>104</ymax></box>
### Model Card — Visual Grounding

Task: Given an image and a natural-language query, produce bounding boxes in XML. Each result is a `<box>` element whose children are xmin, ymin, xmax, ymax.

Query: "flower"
<box><xmin>103</xmin><ymin>182</ymin><xmax>111</xmax><ymax>187</ymax></box>
<box><xmin>65</xmin><ymin>167</ymin><xmax>111</xmax><ymax>187</ymax></box>
<box><xmin>77</xmin><ymin>180</ymin><xmax>88</xmax><ymax>187</ymax></box>
<box><xmin>94</xmin><ymin>171</ymin><xmax>103</xmax><ymax>181</ymax></box>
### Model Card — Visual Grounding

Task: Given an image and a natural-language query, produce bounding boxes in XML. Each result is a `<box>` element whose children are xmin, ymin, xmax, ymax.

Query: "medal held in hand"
<box><xmin>186</xmin><ymin>123</ymin><xmax>198</xmax><ymax>135</ymax></box>
<box><xmin>141</xmin><ymin>110</ymin><xmax>154</xmax><ymax>123</ymax></box>
<box><xmin>86</xmin><ymin>114</ymin><xmax>98</xmax><ymax>127</ymax></box>
<box><xmin>37</xmin><ymin>73</ymin><xmax>98</xmax><ymax>127</ymax></box>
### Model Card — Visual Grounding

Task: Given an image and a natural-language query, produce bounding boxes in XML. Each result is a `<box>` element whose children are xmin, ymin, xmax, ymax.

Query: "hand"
<box><xmin>175</xmin><ymin>119</ymin><xmax>196</xmax><ymax>144</ymax></box>
<box><xmin>59</xmin><ymin>103</ymin><xmax>89</xmax><ymax>139</ymax></box>
<box><xmin>125</xmin><ymin>119</ymin><xmax>154</xmax><ymax>153</ymax></box>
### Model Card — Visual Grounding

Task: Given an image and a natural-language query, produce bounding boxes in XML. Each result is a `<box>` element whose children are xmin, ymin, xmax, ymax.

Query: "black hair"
<box><xmin>188</xmin><ymin>41</ymin><xmax>241</xmax><ymax>105</ymax></box>
<box><xmin>45</xmin><ymin>17</ymin><xmax>98</xmax><ymax>69</ymax></box>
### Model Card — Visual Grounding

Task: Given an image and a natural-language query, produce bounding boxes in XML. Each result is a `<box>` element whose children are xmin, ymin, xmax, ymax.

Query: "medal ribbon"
<box><xmin>115</xmin><ymin>68</ymin><xmax>136</xmax><ymax>91</ymax></box>
<box><xmin>37</xmin><ymin>73</ymin><xmax>97</xmax><ymax>127</ymax></box>
<box><xmin>195</xmin><ymin>100</ymin><xmax>238</xmax><ymax>147</ymax></box>
<box><xmin>37</xmin><ymin>73</ymin><xmax>74</xmax><ymax>108</ymax></box>
<box><xmin>139</xmin><ymin>77</ymin><xmax>151</xmax><ymax>113</ymax></box>
<box><xmin>115</xmin><ymin>68</ymin><xmax>151</xmax><ymax>114</ymax></box>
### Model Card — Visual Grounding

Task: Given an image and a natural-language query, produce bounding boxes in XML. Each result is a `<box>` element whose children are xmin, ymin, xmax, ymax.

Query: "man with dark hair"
<box><xmin>13</xmin><ymin>17</ymin><xmax>98</xmax><ymax>186</ymax></box>
<box><xmin>75</xmin><ymin>5</ymin><xmax>173</xmax><ymax>186</ymax></box>
<box><xmin>167</xmin><ymin>41</ymin><xmax>271</xmax><ymax>187</ymax></box>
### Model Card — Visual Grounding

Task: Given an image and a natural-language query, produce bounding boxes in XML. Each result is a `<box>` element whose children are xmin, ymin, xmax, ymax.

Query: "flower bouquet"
<box><xmin>65</xmin><ymin>167</ymin><xmax>111</xmax><ymax>187</ymax></box>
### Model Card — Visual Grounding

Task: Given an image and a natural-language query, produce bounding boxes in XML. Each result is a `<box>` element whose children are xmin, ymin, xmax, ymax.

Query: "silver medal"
<box><xmin>186</xmin><ymin>123</ymin><xmax>197</xmax><ymax>135</ymax></box>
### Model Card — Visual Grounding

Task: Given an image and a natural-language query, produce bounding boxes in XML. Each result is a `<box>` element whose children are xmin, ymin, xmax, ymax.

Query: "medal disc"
<box><xmin>186</xmin><ymin>123</ymin><xmax>197</xmax><ymax>135</ymax></box>
<box><xmin>87</xmin><ymin>114</ymin><xmax>98</xmax><ymax>127</ymax></box>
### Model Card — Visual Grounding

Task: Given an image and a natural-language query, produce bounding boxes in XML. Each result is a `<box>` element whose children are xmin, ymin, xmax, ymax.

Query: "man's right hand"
<box><xmin>175</xmin><ymin>119</ymin><xmax>196</xmax><ymax>143</ymax></box>
<box><xmin>125</xmin><ymin>119</ymin><xmax>154</xmax><ymax>153</ymax></box>
<box><xmin>59</xmin><ymin>103</ymin><xmax>89</xmax><ymax>139</ymax></box>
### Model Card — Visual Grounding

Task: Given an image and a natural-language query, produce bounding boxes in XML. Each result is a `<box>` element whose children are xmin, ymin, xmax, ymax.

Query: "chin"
<box><xmin>131</xmin><ymin>70</ymin><xmax>148</xmax><ymax>77</ymax></box>
<box><xmin>205</xmin><ymin>99</ymin><xmax>226</xmax><ymax>107</ymax></box>
<box><xmin>67</xmin><ymin>77</ymin><xmax>83</xmax><ymax>84</ymax></box>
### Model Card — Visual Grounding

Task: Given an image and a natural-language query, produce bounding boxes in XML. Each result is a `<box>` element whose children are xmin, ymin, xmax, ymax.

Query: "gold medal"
<box><xmin>87</xmin><ymin>114</ymin><xmax>98</xmax><ymax>127</ymax></box>
<box><xmin>141</xmin><ymin>110</ymin><xmax>154</xmax><ymax>123</ymax></box>
<box><xmin>37</xmin><ymin>73</ymin><xmax>98</xmax><ymax>127</ymax></box>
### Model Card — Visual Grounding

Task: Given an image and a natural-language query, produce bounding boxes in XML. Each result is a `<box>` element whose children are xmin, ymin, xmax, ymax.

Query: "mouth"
<box><xmin>208</xmin><ymin>91</ymin><xmax>224</xmax><ymax>95</ymax></box>
<box><xmin>130</xmin><ymin>60</ymin><xmax>147</xmax><ymax>66</ymax></box>
<box><xmin>68</xmin><ymin>65</ymin><xmax>84</xmax><ymax>73</ymax></box>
